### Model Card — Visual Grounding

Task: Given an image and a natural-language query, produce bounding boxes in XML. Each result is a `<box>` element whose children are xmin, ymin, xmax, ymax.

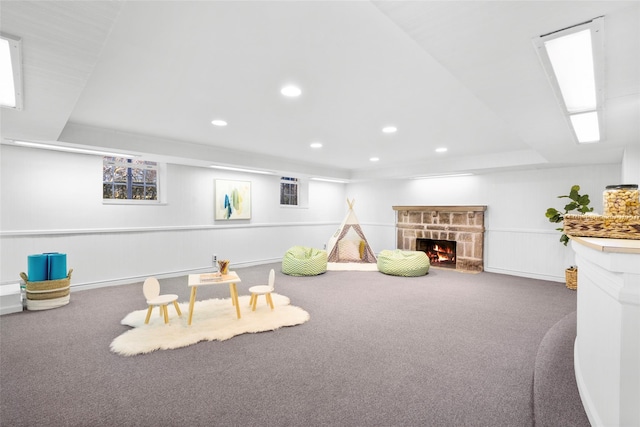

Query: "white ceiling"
<box><xmin>1</xmin><ymin>1</ymin><xmax>638</xmax><ymax>180</ymax></box>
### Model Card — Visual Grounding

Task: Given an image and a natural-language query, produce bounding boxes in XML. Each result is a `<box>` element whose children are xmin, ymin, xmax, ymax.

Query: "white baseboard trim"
<box><xmin>41</xmin><ymin>261</ymin><xmax>564</xmax><ymax>292</ymax></box>
<box><xmin>484</xmin><ymin>267</ymin><xmax>565</xmax><ymax>283</ymax></box>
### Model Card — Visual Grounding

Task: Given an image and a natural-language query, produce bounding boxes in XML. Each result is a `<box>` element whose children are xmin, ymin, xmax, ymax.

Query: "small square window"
<box><xmin>280</xmin><ymin>176</ymin><xmax>298</xmax><ymax>206</ymax></box>
<box><xmin>103</xmin><ymin>157</ymin><xmax>159</xmax><ymax>201</ymax></box>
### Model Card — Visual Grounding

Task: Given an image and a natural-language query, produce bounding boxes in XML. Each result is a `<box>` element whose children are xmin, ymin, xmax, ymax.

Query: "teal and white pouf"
<box><xmin>282</xmin><ymin>246</ymin><xmax>328</xmax><ymax>276</ymax></box>
<box><xmin>377</xmin><ymin>250</ymin><xmax>430</xmax><ymax>277</ymax></box>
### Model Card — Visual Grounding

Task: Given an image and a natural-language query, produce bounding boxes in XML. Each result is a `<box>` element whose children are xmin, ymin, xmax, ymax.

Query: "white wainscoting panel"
<box><xmin>1</xmin><ymin>223</ymin><xmax>337</xmax><ymax>289</ymax></box>
<box><xmin>485</xmin><ymin>228</ymin><xmax>575</xmax><ymax>282</ymax></box>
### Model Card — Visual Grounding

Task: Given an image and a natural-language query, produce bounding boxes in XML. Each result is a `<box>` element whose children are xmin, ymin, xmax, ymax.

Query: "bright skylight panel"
<box><xmin>534</xmin><ymin>17</ymin><xmax>604</xmax><ymax>144</ymax></box>
<box><xmin>0</xmin><ymin>37</ymin><xmax>17</xmax><ymax>108</ymax></box>
<box><xmin>570</xmin><ymin>111</ymin><xmax>600</xmax><ymax>143</ymax></box>
<box><xmin>544</xmin><ymin>29</ymin><xmax>597</xmax><ymax>113</ymax></box>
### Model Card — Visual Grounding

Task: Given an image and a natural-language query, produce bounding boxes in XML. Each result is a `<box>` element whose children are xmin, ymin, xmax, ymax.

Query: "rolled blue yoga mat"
<box><xmin>47</xmin><ymin>253</ymin><xmax>67</xmax><ymax>280</ymax></box>
<box><xmin>27</xmin><ymin>254</ymin><xmax>48</xmax><ymax>282</ymax></box>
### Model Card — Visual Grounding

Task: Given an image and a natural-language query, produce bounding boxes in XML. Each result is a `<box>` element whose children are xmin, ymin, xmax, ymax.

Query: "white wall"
<box><xmin>621</xmin><ymin>145</ymin><xmax>640</xmax><ymax>184</ymax></box>
<box><xmin>346</xmin><ymin>164</ymin><xmax>620</xmax><ymax>282</ymax></box>
<box><xmin>0</xmin><ymin>145</ymin><xmax>346</xmax><ymax>288</ymax></box>
<box><xmin>0</xmin><ymin>144</ymin><xmax>622</xmax><ymax>287</ymax></box>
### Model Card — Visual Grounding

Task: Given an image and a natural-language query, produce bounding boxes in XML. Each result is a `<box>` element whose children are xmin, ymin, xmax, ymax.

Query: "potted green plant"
<box><xmin>545</xmin><ymin>184</ymin><xmax>593</xmax><ymax>290</ymax></box>
<box><xmin>545</xmin><ymin>184</ymin><xmax>594</xmax><ymax>246</ymax></box>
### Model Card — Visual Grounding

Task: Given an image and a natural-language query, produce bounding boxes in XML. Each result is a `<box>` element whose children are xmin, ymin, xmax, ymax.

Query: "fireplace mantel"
<box><xmin>393</xmin><ymin>206</ymin><xmax>486</xmax><ymax>213</ymax></box>
<box><xmin>393</xmin><ymin>205</ymin><xmax>487</xmax><ymax>272</ymax></box>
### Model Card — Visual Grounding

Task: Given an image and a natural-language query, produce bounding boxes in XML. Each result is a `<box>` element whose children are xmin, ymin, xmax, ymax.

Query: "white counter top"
<box><xmin>568</xmin><ymin>235</ymin><xmax>640</xmax><ymax>254</ymax></box>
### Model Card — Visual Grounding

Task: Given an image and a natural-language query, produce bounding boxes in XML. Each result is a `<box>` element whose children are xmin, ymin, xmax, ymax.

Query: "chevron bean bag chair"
<box><xmin>282</xmin><ymin>246</ymin><xmax>328</xmax><ymax>276</ymax></box>
<box><xmin>377</xmin><ymin>249</ymin><xmax>430</xmax><ymax>277</ymax></box>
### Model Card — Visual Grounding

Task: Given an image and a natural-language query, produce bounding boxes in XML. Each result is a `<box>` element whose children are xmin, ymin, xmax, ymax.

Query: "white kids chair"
<box><xmin>248</xmin><ymin>269</ymin><xmax>275</xmax><ymax>311</ymax></box>
<box><xmin>143</xmin><ymin>277</ymin><xmax>182</xmax><ymax>324</ymax></box>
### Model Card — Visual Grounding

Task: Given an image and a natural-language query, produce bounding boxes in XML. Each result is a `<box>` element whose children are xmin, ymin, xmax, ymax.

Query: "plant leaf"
<box><xmin>546</xmin><ymin>184</ymin><xmax>592</xmax><ymax>248</ymax></box>
<box><xmin>546</xmin><ymin>208</ymin><xmax>563</xmax><ymax>223</ymax></box>
<box><xmin>578</xmin><ymin>195</ymin><xmax>591</xmax><ymax>206</ymax></box>
<box><xmin>564</xmin><ymin>202</ymin><xmax>579</xmax><ymax>212</ymax></box>
<box><xmin>569</xmin><ymin>187</ymin><xmax>580</xmax><ymax>201</ymax></box>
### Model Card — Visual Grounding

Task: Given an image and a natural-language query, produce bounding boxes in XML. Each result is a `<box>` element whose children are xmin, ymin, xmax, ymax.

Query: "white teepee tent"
<box><xmin>326</xmin><ymin>199</ymin><xmax>378</xmax><ymax>271</ymax></box>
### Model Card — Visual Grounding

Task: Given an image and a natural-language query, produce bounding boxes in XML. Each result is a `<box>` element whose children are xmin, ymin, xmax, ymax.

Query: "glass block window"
<box><xmin>103</xmin><ymin>157</ymin><xmax>158</xmax><ymax>201</ymax></box>
<box><xmin>280</xmin><ymin>176</ymin><xmax>299</xmax><ymax>206</ymax></box>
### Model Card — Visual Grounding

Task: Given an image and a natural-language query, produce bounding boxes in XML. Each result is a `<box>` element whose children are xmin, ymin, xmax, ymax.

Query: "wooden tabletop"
<box><xmin>188</xmin><ymin>271</ymin><xmax>241</xmax><ymax>286</ymax></box>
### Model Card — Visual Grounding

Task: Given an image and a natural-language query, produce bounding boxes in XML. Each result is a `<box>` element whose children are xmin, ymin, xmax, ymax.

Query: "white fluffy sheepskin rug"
<box><xmin>110</xmin><ymin>293</ymin><xmax>309</xmax><ymax>356</ymax></box>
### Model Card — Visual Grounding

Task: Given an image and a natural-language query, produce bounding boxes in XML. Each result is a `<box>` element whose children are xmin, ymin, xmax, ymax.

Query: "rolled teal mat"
<box><xmin>27</xmin><ymin>254</ymin><xmax>48</xmax><ymax>282</ymax></box>
<box><xmin>47</xmin><ymin>253</ymin><xmax>67</xmax><ymax>280</ymax></box>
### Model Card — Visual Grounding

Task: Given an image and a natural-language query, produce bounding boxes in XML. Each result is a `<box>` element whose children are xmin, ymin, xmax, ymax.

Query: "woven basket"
<box><xmin>20</xmin><ymin>269</ymin><xmax>73</xmax><ymax>302</ymax></box>
<box><xmin>564</xmin><ymin>214</ymin><xmax>640</xmax><ymax>240</ymax></box>
<box><xmin>565</xmin><ymin>267</ymin><xmax>577</xmax><ymax>290</ymax></box>
<box><xmin>26</xmin><ymin>295</ymin><xmax>70</xmax><ymax>311</ymax></box>
<box><xmin>26</xmin><ymin>287</ymin><xmax>70</xmax><ymax>300</ymax></box>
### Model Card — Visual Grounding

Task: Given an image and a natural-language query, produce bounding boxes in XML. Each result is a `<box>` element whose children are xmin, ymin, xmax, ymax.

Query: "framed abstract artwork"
<box><xmin>215</xmin><ymin>180</ymin><xmax>251</xmax><ymax>220</ymax></box>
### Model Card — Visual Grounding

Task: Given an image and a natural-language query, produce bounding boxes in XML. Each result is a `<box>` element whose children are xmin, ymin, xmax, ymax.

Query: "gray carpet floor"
<box><xmin>0</xmin><ymin>264</ymin><xmax>589</xmax><ymax>426</ymax></box>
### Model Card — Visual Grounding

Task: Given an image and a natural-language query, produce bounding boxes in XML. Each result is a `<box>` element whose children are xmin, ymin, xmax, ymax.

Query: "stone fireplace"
<box><xmin>392</xmin><ymin>205</ymin><xmax>486</xmax><ymax>272</ymax></box>
<box><xmin>417</xmin><ymin>238</ymin><xmax>457</xmax><ymax>269</ymax></box>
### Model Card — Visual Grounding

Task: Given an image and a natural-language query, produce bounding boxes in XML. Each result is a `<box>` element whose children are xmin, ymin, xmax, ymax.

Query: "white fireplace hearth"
<box><xmin>392</xmin><ymin>205</ymin><xmax>487</xmax><ymax>272</ymax></box>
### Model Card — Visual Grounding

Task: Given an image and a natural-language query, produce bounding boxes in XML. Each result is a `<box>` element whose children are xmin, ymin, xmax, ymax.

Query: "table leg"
<box><xmin>230</xmin><ymin>283</ymin><xmax>241</xmax><ymax>319</ymax></box>
<box><xmin>188</xmin><ymin>286</ymin><xmax>197</xmax><ymax>326</ymax></box>
<box><xmin>230</xmin><ymin>283</ymin><xmax>235</xmax><ymax>306</ymax></box>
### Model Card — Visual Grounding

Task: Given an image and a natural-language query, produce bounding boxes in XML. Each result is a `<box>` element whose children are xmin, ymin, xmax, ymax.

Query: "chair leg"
<box><xmin>251</xmin><ymin>294</ymin><xmax>258</xmax><ymax>311</ymax></box>
<box><xmin>249</xmin><ymin>294</ymin><xmax>255</xmax><ymax>308</ymax></box>
<box><xmin>162</xmin><ymin>305</ymin><xmax>169</xmax><ymax>324</ymax></box>
<box><xmin>145</xmin><ymin>305</ymin><xmax>154</xmax><ymax>324</ymax></box>
<box><xmin>173</xmin><ymin>300</ymin><xmax>182</xmax><ymax>317</ymax></box>
<box><xmin>266</xmin><ymin>293</ymin><xmax>274</xmax><ymax>310</ymax></box>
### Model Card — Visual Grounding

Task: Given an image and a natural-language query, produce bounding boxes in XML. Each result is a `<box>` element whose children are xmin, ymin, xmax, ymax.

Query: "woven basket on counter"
<box><xmin>565</xmin><ymin>267</ymin><xmax>577</xmax><ymax>290</ymax></box>
<box><xmin>564</xmin><ymin>214</ymin><xmax>640</xmax><ymax>240</ymax></box>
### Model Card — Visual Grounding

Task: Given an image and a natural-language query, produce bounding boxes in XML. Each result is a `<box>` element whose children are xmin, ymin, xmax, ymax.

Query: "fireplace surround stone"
<box><xmin>392</xmin><ymin>205</ymin><xmax>487</xmax><ymax>272</ymax></box>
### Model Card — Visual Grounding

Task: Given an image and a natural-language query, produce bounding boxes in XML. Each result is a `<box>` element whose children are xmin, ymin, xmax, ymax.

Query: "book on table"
<box><xmin>198</xmin><ymin>272</ymin><xmax>236</xmax><ymax>283</ymax></box>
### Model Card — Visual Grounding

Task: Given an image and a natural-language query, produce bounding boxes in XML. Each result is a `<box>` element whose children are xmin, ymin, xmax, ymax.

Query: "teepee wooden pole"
<box><xmin>347</xmin><ymin>198</ymin><xmax>354</xmax><ymax>210</ymax></box>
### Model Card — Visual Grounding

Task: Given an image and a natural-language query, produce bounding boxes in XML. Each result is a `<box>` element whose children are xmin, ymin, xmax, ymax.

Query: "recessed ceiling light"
<box><xmin>211</xmin><ymin>119</ymin><xmax>227</xmax><ymax>126</ymax></box>
<box><xmin>435</xmin><ymin>147</ymin><xmax>447</xmax><ymax>153</ymax></box>
<box><xmin>310</xmin><ymin>142</ymin><xmax>323</xmax><ymax>149</ymax></box>
<box><xmin>369</xmin><ymin>157</ymin><xmax>380</xmax><ymax>162</ymax></box>
<box><xmin>281</xmin><ymin>85</ymin><xmax>301</xmax><ymax>97</ymax></box>
<box><xmin>382</xmin><ymin>126</ymin><xmax>397</xmax><ymax>134</ymax></box>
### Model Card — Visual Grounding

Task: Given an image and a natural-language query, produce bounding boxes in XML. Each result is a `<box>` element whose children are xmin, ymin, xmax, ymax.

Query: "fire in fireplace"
<box><xmin>416</xmin><ymin>238</ymin><xmax>456</xmax><ymax>268</ymax></box>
